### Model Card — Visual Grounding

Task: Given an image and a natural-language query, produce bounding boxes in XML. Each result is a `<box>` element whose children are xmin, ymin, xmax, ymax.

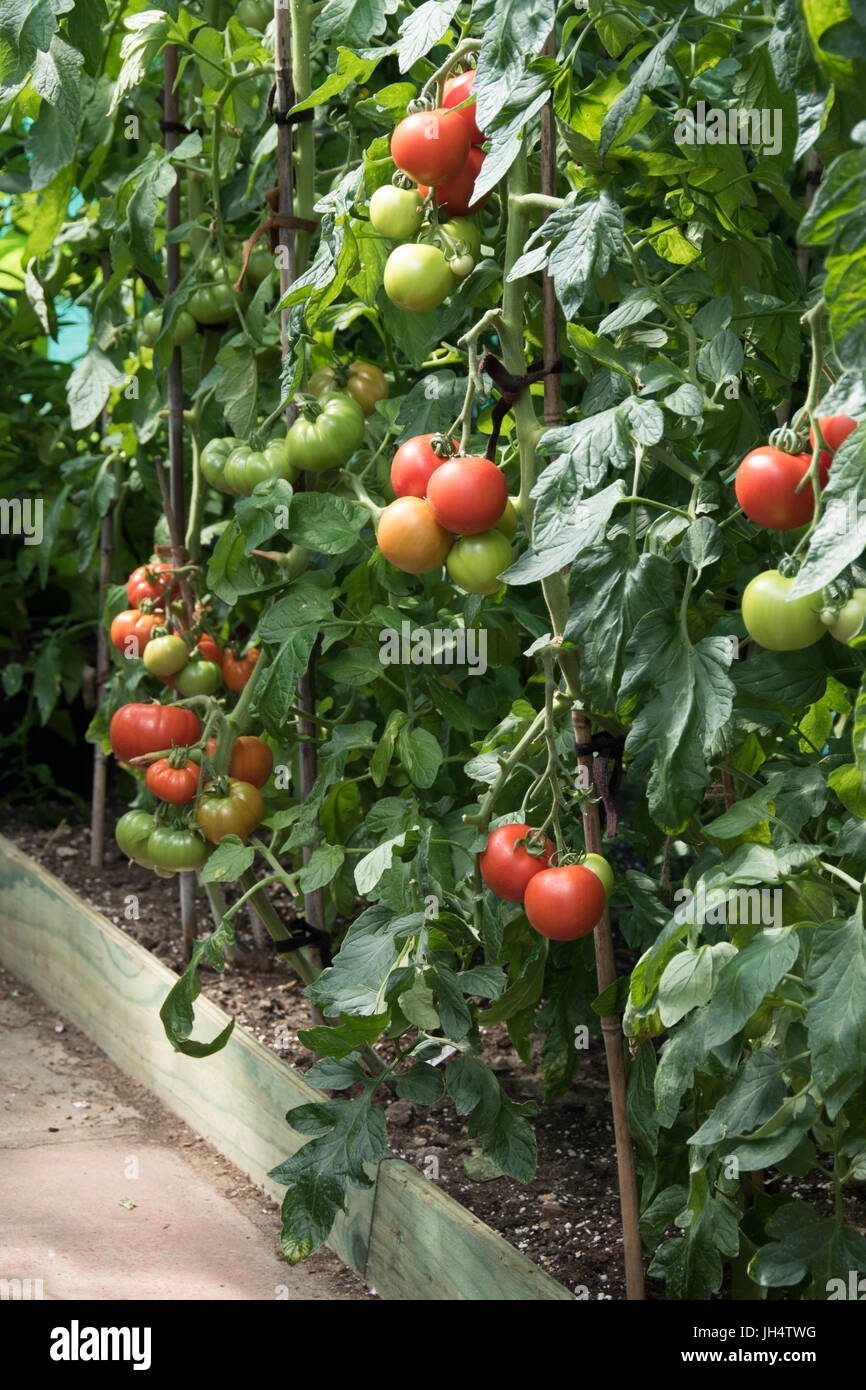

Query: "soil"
<box><xmin>4</xmin><ymin>805</ymin><xmax>864</xmax><ymax>1302</ymax></box>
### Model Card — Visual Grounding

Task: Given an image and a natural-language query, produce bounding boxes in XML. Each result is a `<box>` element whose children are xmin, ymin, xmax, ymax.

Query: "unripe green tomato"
<box><xmin>143</xmin><ymin>633</ymin><xmax>189</xmax><ymax>676</ymax></box>
<box><xmin>494</xmin><ymin>498</ymin><xmax>518</xmax><ymax>542</ymax></box>
<box><xmin>827</xmin><ymin>588</ymin><xmax>866</xmax><ymax>643</ymax></box>
<box><xmin>446</xmin><ymin>529</ymin><xmax>512</xmax><ymax>594</ymax></box>
<box><xmin>369</xmin><ymin>185</ymin><xmax>425</xmax><ymax>240</ymax></box>
<box><xmin>115</xmin><ymin>810</ymin><xmax>157</xmax><ymax>867</ymax></box>
<box><xmin>200</xmin><ymin>436</ymin><xmax>241</xmax><ymax>494</ymax></box>
<box><xmin>188</xmin><ymin>283</ymin><xmax>235</xmax><ymax>325</ymax></box>
<box><xmin>383</xmin><ymin>243</ymin><xmax>453</xmax><ymax>312</ymax></box>
<box><xmin>139</xmin><ymin>310</ymin><xmax>162</xmax><ymax>347</ymax></box>
<box><xmin>582</xmin><ymin>853</ymin><xmax>614</xmax><ymax>899</ymax></box>
<box><xmin>173</xmin><ymin>309</ymin><xmax>197</xmax><ymax>345</ymax></box>
<box><xmin>741</xmin><ymin>570</ymin><xmax>825</xmax><ymax>651</ymax></box>
<box><xmin>174</xmin><ymin>659</ymin><xmax>222</xmax><ymax>696</ymax></box>
<box><xmin>246</xmin><ymin>243</ymin><xmax>276</xmax><ymax>285</ymax></box>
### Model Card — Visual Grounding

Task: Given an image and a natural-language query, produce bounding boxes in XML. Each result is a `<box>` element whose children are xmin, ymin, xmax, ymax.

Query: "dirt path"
<box><xmin>0</xmin><ymin>968</ymin><xmax>370</xmax><ymax>1301</ymax></box>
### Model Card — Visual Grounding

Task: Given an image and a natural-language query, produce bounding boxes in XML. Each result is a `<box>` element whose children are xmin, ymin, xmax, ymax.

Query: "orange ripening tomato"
<box><xmin>205</xmin><ymin>735</ymin><xmax>273</xmax><ymax>787</ymax></box>
<box><xmin>377</xmin><ymin>497</ymin><xmax>453</xmax><ymax>574</ymax></box>
<box><xmin>222</xmin><ymin>647</ymin><xmax>259</xmax><ymax>692</ymax></box>
<box><xmin>110</xmin><ymin>609</ymin><xmax>164</xmax><ymax>660</ymax></box>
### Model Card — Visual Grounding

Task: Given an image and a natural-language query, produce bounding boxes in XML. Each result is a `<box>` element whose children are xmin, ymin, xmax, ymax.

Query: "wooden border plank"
<box><xmin>368</xmin><ymin>1159</ymin><xmax>574</xmax><ymax>1300</ymax></box>
<box><xmin>0</xmin><ymin>836</ymin><xmax>373</xmax><ymax>1276</ymax></box>
<box><xmin>0</xmin><ymin>837</ymin><xmax>573</xmax><ymax>1301</ymax></box>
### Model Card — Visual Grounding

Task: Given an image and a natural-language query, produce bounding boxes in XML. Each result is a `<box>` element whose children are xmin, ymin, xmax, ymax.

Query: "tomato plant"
<box><xmin>16</xmin><ymin>0</ymin><xmax>866</xmax><ymax>1308</ymax></box>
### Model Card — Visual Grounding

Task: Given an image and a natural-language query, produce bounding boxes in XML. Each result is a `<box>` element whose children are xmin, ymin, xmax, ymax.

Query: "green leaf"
<box><xmin>66</xmin><ymin>347</ymin><xmax>126</xmax><ymax>430</ymax></box>
<box><xmin>599</xmin><ymin>20</ymin><xmax>681</xmax><ymax>163</ymax></box>
<box><xmin>749</xmin><ymin>1203</ymin><xmax>866</xmax><ymax>1293</ymax></box>
<box><xmin>446</xmin><ymin>1052</ymin><xmax>537</xmax><ymax>1182</ymax></box>
<box><xmin>199</xmin><ymin>838</ymin><xmax>255</xmax><ymax>883</ymax></box>
<box><xmin>396</xmin><ymin>1060</ymin><xmax>446</xmax><ymax>1103</ymax></box>
<box><xmin>282</xmin><ymin>492</ymin><xmax>367</xmax><ymax>554</ymax></box>
<box><xmin>504</xmin><ymin>480</ymin><xmax>626</xmax><ymax>583</ymax></box>
<box><xmin>307</xmin><ymin>905</ymin><xmax>424</xmax><ymax>1015</ymax></box>
<box><xmin>806</xmin><ymin>911</ymin><xmax>866</xmax><ymax>1119</ymax></box>
<box><xmin>397</xmin><ymin>725</ymin><xmax>443</xmax><ymax>789</ymax></box>
<box><xmin>703</xmin><ymin>928</ymin><xmax>801</xmax><ymax>1049</ymax></box>
<box><xmin>396</xmin><ymin>0</ymin><xmax>460</xmax><ymax>71</ymax></box>
<box><xmin>298</xmin><ymin>1012</ymin><xmax>388</xmax><ymax>1059</ymax></box>
<box><xmin>298</xmin><ymin>844</ymin><xmax>345</xmax><ymax>892</ymax></box>
<box><xmin>688</xmin><ymin>1048</ymin><xmax>789</xmax><ymax>1147</ymax></box>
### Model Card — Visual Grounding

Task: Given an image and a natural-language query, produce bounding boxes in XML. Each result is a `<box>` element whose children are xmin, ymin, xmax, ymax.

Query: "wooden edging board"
<box><xmin>0</xmin><ymin>836</ymin><xmax>573</xmax><ymax>1301</ymax></box>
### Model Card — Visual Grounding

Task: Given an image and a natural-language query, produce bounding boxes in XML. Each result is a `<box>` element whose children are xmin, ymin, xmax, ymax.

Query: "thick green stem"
<box><xmin>290</xmin><ymin>0</ymin><xmax>315</xmax><ymax>274</ymax></box>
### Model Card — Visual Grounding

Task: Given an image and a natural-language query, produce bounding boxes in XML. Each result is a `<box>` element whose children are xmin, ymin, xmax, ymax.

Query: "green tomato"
<box><xmin>237</xmin><ymin>0</ymin><xmax>271</xmax><ymax>30</ymax></box>
<box><xmin>147</xmin><ymin>825</ymin><xmax>209</xmax><ymax>872</ymax></box>
<box><xmin>582</xmin><ymin>853</ymin><xmax>614</xmax><ymax>899</ymax></box>
<box><xmin>200</xmin><ymin>437</ymin><xmax>241</xmax><ymax>495</ymax></box>
<box><xmin>222</xmin><ymin>444</ymin><xmax>289</xmax><ymax>495</ymax></box>
<box><xmin>206</xmin><ymin>254</ymin><xmax>242</xmax><ymax>283</ymax></box>
<box><xmin>284</xmin><ymin>391</ymin><xmax>366</xmax><ymax>474</ymax></box>
<box><xmin>174</xmin><ymin>660</ymin><xmax>222</xmax><ymax>696</ymax></box>
<box><xmin>116</xmin><ymin>811</ymin><xmax>157</xmax><ymax>868</ymax></box>
<box><xmin>384</xmin><ymin>243</ymin><xmax>453</xmax><ymax>312</ymax></box>
<box><xmin>246</xmin><ymin>243</ymin><xmax>276</xmax><ymax>285</ymax></box>
<box><xmin>494</xmin><ymin>498</ymin><xmax>518</xmax><ymax>542</ymax></box>
<box><xmin>173</xmin><ymin>309</ymin><xmax>197</xmax><ymax>345</ymax></box>
<box><xmin>139</xmin><ymin>310</ymin><xmax>162</xmax><ymax>347</ymax></box>
<box><xmin>188</xmin><ymin>283</ymin><xmax>235</xmax><ymax>325</ymax></box>
<box><xmin>826</xmin><ymin>588</ymin><xmax>866</xmax><ymax>643</ymax></box>
<box><xmin>143</xmin><ymin>633</ymin><xmax>189</xmax><ymax>677</ymax></box>
<box><xmin>741</xmin><ymin>570</ymin><xmax>825</xmax><ymax>651</ymax></box>
<box><xmin>446</xmin><ymin>529</ymin><xmax>512</xmax><ymax>595</ymax></box>
<box><xmin>369</xmin><ymin>185</ymin><xmax>425</xmax><ymax>240</ymax></box>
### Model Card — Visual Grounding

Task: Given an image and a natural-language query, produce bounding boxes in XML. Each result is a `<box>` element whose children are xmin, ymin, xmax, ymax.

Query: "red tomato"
<box><xmin>110</xmin><ymin>609</ymin><xmax>163</xmax><ymax>659</ymax></box>
<box><xmin>195</xmin><ymin>633</ymin><xmax>222</xmax><ymax>664</ymax></box>
<box><xmin>377</xmin><ymin>497</ymin><xmax>453</xmax><ymax>574</ymax></box>
<box><xmin>524</xmin><ymin>866</ymin><xmax>606</xmax><ymax>941</ymax></box>
<box><xmin>735</xmin><ymin>447</ymin><xmax>828</xmax><ymax>530</ymax></box>
<box><xmin>146</xmin><ymin>758</ymin><xmax>201</xmax><ymax>805</ymax></box>
<box><xmin>109</xmin><ymin>704</ymin><xmax>202</xmax><ymax>763</ymax></box>
<box><xmin>443</xmin><ymin>69</ymin><xmax>484</xmax><ymax>145</ymax></box>
<box><xmin>222</xmin><ymin>647</ymin><xmax>259</xmax><ymax>693</ymax></box>
<box><xmin>205</xmin><ymin>735</ymin><xmax>273</xmax><ymax>787</ymax></box>
<box><xmin>426</xmin><ymin>455</ymin><xmax>508</xmax><ymax>535</ymax></box>
<box><xmin>810</xmin><ymin>414</ymin><xmax>857</xmax><ymax>467</ymax></box>
<box><xmin>390</xmin><ymin>434</ymin><xmax>458</xmax><ymax>498</ymax></box>
<box><xmin>479</xmin><ymin>824</ymin><xmax>554</xmax><ymax>903</ymax></box>
<box><xmin>418</xmin><ymin>147</ymin><xmax>489</xmax><ymax>217</ymax></box>
<box><xmin>127</xmin><ymin>563</ymin><xmax>175</xmax><ymax>609</ymax></box>
<box><xmin>391</xmin><ymin>108</ymin><xmax>470</xmax><ymax>186</ymax></box>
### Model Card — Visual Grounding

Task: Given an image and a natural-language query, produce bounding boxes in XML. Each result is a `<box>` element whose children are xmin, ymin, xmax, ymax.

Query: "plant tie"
<box><xmin>573</xmin><ymin>731</ymin><xmax>625</xmax><ymax>838</ymax></box>
<box><xmin>478</xmin><ymin>351</ymin><xmax>562</xmax><ymax>460</ymax></box>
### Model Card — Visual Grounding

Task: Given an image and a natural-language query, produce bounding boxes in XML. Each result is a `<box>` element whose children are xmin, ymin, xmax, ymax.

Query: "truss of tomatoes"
<box><xmin>478</xmin><ymin>823</ymin><xmax>613</xmax><ymax>941</ymax></box>
<box><xmin>376</xmin><ymin>435</ymin><xmax>518</xmax><ymax>594</ymax></box>
<box><xmin>374</xmin><ymin>70</ymin><xmax>489</xmax><ymax>314</ymax></box>
<box><xmin>734</xmin><ymin>415</ymin><xmax>861</xmax><ymax>652</ymax></box>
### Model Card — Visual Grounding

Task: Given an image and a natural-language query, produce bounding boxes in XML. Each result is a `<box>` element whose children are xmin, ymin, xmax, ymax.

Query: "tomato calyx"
<box><xmin>430</xmin><ymin>433</ymin><xmax>457</xmax><ymax>459</ymax></box>
<box><xmin>776</xmin><ymin>554</ymin><xmax>801</xmax><ymax>580</ymax></box>
<box><xmin>406</xmin><ymin>94</ymin><xmax>435</xmax><ymax>115</ymax></box>
<box><xmin>768</xmin><ymin>424</ymin><xmax>805</xmax><ymax>456</ymax></box>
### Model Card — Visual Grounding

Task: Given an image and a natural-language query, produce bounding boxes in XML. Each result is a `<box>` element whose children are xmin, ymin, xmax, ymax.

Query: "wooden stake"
<box><xmin>275</xmin><ymin>0</ymin><xmax>325</xmax><ymax>1009</ymax></box>
<box><xmin>540</xmin><ymin>31</ymin><xmax>645</xmax><ymax>1299</ymax></box>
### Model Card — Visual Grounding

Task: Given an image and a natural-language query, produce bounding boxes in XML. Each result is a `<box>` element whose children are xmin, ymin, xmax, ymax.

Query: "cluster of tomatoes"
<box><xmin>377</xmin><ymin>435</ymin><xmax>517</xmax><ymax>592</ymax></box>
<box><xmin>200</xmin><ymin>361</ymin><xmax>387</xmax><ymax>493</ymax></box>
<box><xmin>110</xmin><ymin>561</ymin><xmax>271</xmax><ymax>877</ymax></box>
<box><xmin>374</xmin><ymin>70</ymin><xmax>487</xmax><ymax>314</ymax></box>
<box><xmin>736</xmin><ymin>413</ymin><xmax>862</xmax><ymax>652</ymax></box>
<box><xmin>479</xmin><ymin>824</ymin><xmax>614</xmax><ymax>941</ymax></box>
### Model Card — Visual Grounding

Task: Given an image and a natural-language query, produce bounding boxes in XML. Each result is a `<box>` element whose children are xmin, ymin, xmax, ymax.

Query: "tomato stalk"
<box><xmin>210</xmin><ymin>647</ymin><xmax>269</xmax><ymax>777</ymax></box>
<box><xmin>418</xmin><ymin>38</ymin><xmax>481</xmax><ymax>105</ymax></box>
<box><xmin>792</xmin><ymin>298</ymin><xmax>829</xmax><ymax>555</ymax></box>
